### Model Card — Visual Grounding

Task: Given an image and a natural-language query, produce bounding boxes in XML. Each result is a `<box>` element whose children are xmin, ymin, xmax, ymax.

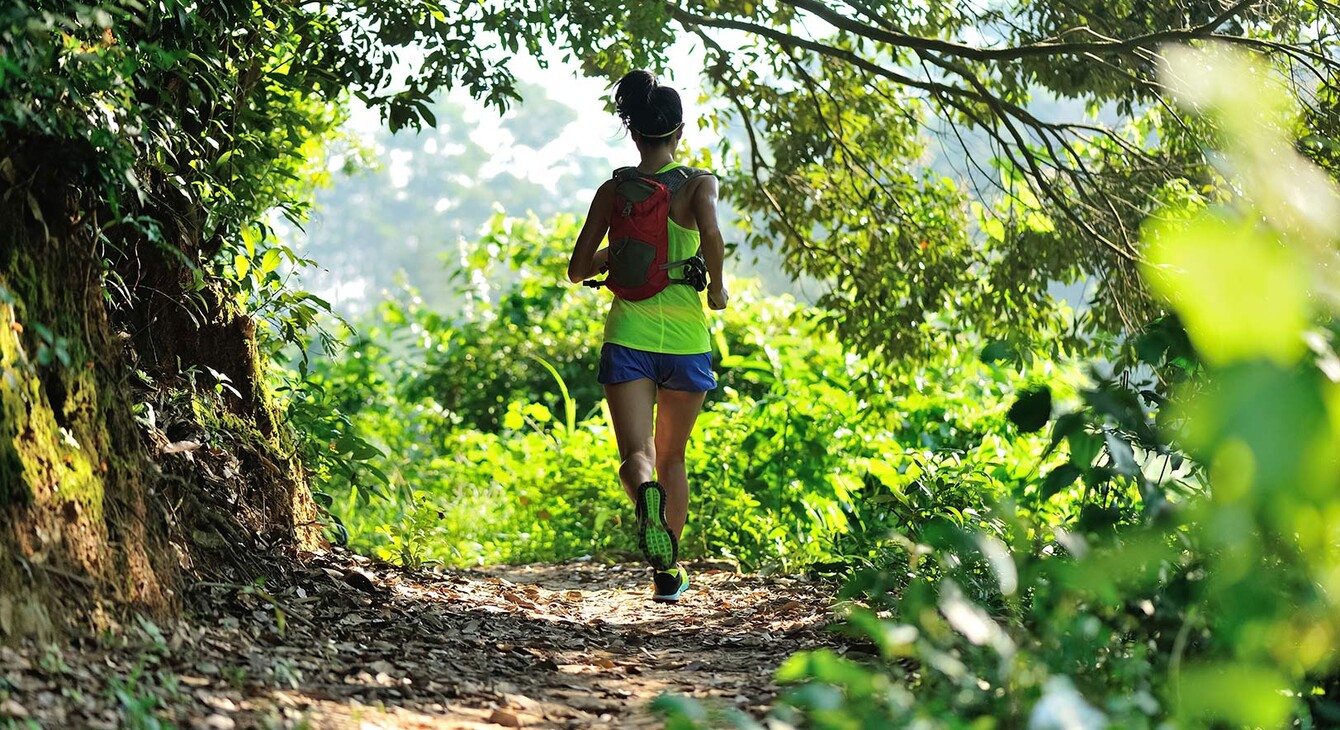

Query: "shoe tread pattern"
<box><xmin>636</xmin><ymin>482</ymin><xmax>677</xmax><ymax>571</ymax></box>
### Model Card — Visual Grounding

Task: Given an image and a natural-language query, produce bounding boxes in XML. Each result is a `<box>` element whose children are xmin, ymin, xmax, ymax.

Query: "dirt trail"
<box><xmin>0</xmin><ymin>549</ymin><xmax>844</xmax><ymax>728</ymax></box>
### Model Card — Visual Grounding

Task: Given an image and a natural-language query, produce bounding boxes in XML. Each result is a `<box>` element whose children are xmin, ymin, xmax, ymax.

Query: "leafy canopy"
<box><xmin>503</xmin><ymin>1</ymin><xmax>1340</xmax><ymax>353</ymax></box>
<box><xmin>11</xmin><ymin>1</ymin><xmax>1335</xmax><ymax>358</ymax></box>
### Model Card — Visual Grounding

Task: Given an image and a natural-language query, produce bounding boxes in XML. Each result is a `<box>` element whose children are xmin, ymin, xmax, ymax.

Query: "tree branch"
<box><xmin>782</xmin><ymin>0</ymin><xmax>1262</xmax><ymax>63</ymax></box>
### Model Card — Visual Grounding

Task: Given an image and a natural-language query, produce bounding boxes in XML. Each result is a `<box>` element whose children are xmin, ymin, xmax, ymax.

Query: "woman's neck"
<box><xmin>637</xmin><ymin>147</ymin><xmax>675</xmax><ymax>173</ymax></box>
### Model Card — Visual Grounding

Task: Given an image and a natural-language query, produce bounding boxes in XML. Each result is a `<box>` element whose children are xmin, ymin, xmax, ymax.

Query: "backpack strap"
<box><xmin>655</xmin><ymin>166</ymin><xmax>714</xmax><ymax>198</ymax></box>
<box><xmin>659</xmin><ymin>167</ymin><xmax>713</xmax><ymax>290</ymax></box>
<box><xmin>610</xmin><ymin>166</ymin><xmax>713</xmax><ymax>195</ymax></box>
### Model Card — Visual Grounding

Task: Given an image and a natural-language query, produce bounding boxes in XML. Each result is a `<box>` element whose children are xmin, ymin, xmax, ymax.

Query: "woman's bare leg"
<box><xmin>653</xmin><ymin>388</ymin><xmax>707</xmax><ymax>539</ymax></box>
<box><xmin>603</xmin><ymin>379</ymin><xmax>658</xmax><ymax>501</ymax></box>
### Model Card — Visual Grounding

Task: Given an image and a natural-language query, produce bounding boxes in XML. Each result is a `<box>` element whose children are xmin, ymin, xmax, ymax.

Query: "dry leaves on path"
<box><xmin>0</xmin><ymin>550</ymin><xmax>850</xmax><ymax>728</ymax></box>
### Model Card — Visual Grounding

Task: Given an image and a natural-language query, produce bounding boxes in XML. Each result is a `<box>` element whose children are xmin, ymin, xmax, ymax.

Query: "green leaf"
<box><xmin>775</xmin><ymin>649</ymin><xmax>871</xmax><ymax>690</ymax></box>
<box><xmin>522</xmin><ymin>402</ymin><xmax>552</xmax><ymax>423</ymax></box>
<box><xmin>1044</xmin><ymin>412</ymin><xmax>1085</xmax><ymax>458</ymax></box>
<box><xmin>1008</xmin><ymin>386</ymin><xmax>1052</xmax><ymax>433</ymax></box>
<box><xmin>650</xmin><ymin>694</ymin><xmax>708</xmax><ymax>728</ymax></box>
<box><xmin>983</xmin><ymin>216</ymin><xmax>1005</xmax><ymax>242</ymax></box>
<box><xmin>1067</xmin><ymin>428</ymin><xmax>1104</xmax><ymax>467</ymax></box>
<box><xmin>1041</xmin><ymin>463</ymin><xmax>1082</xmax><ymax>499</ymax></box>
<box><xmin>352</xmin><ymin>440</ymin><xmax>383</xmax><ymax>460</ymax></box>
<box><xmin>1178</xmin><ymin>663</ymin><xmax>1293</xmax><ymax>728</ymax></box>
<box><xmin>1103</xmin><ymin>430</ymin><xmax>1138</xmax><ymax>474</ymax></box>
<box><xmin>260</xmin><ymin>248</ymin><xmax>282</xmax><ymax>274</ymax></box>
<box><xmin>1182</xmin><ymin>362</ymin><xmax>1330</xmax><ymax>492</ymax></box>
<box><xmin>980</xmin><ymin>340</ymin><xmax>1016</xmax><ymax>365</ymax></box>
<box><xmin>527</xmin><ymin>355</ymin><xmax>575</xmax><ymax>431</ymax></box>
<box><xmin>1142</xmin><ymin>213</ymin><xmax>1308</xmax><ymax>366</ymax></box>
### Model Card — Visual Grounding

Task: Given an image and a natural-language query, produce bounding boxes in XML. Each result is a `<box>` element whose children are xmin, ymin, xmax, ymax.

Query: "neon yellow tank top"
<box><xmin>603</xmin><ymin>164</ymin><xmax>711</xmax><ymax>355</ymax></box>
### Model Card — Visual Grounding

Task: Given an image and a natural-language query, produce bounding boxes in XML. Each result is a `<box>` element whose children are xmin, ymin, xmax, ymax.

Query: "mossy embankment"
<box><xmin>0</xmin><ymin>157</ymin><xmax>320</xmax><ymax>640</ymax></box>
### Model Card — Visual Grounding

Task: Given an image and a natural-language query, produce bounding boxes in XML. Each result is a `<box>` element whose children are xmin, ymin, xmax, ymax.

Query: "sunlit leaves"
<box><xmin>260</xmin><ymin>248</ymin><xmax>282</xmax><ymax>275</ymax></box>
<box><xmin>1143</xmin><ymin>211</ymin><xmax>1309</xmax><ymax>368</ymax></box>
<box><xmin>1162</xmin><ymin>44</ymin><xmax>1340</xmax><ymax>304</ymax></box>
<box><xmin>1176</xmin><ymin>663</ymin><xmax>1294</xmax><ymax>728</ymax></box>
<box><xmin>764</xmin><ymin>41</ymin><xmax>1340</xmax><ymax>719</ymax></box>
<box><xmin>1180</xmin><ymin>362</ymin><xmax>1332</xmax><ymax>506</ymax></box>
<box><xmin>1120</xmin><ymin>43</ymin><xmax>1340</xmax><ymax>724</ymax></box>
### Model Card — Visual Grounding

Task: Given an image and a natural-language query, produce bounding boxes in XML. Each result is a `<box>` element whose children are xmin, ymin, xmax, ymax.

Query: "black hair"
<box><xmin>614</xmin><ymin>70</ymin><xmax>683</xmax><ymax>143</ymax></box>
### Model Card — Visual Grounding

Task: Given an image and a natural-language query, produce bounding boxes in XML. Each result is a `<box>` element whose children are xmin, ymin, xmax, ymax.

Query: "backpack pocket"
<box><xmin>609</xmin><ymin>237</ymin><xmax>657</xmax><ymax>288</ymax></box>
<box><xmin>615</xmin><ymin>178</ymin><xmax>660</xmax><ymax>206</ymax></box>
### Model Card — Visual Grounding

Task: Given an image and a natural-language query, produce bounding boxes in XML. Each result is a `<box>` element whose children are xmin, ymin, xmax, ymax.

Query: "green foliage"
<box><xmin>409</xmin><ymin>213</ymin><xmax>606</xmax><ymax>433</ymax></box>
<box><xmin>297</xmin><ymin>213</ymin><xmax>1069</xmax><ymax>570</ymax></box>
<box><xmin>3</xmin><ymin>0</ymin><xmax>596</xmax><ymax>577</ymax></box>
<box><xmin>652</xmin><ymin>44</ymin><xmax>1340</xmax><ymax>730</ymax></box>
<box><xmin>0</xmin><ymin>0</ymin><xmax>578</xmax><ymax>406</ymax></box>
<box><xmin>2</xmin><ymin>0</ymin><xmax>343</xmax><ymax>235</ymax></box>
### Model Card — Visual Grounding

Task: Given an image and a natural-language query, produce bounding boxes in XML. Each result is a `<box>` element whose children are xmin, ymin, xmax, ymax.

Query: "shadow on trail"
<box><xmin>0</xmin><ymin>550</ymin><xmax>843</xmax><ymax>729</ymax></box>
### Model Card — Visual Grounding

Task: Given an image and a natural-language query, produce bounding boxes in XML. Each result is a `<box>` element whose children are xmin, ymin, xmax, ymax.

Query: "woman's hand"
<box><xmin>707</xmin><ymin>282</ymin><xmax>729</xmax><ymax>310</ymax></box>
<box><xmin>581</xmin><ymin>247</ymin><xmax>610</xmax><ymax>281</ymax></box>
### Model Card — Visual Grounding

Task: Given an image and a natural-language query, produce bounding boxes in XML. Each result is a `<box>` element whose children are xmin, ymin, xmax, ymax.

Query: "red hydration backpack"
<box><xmin>586</xmin><ymin>165</ymin><xmax>712</xmax><ymax>301</ymax></box>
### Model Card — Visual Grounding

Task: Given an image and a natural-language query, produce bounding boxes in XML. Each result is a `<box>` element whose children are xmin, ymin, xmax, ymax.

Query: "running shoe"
<box><xmin>635</xmin><ymin>481</ymin><xmax>677</xmax><ymax>571</ymax></box>
<box><xmin>653</xmin><ymin>565</ymin><xmax>690</xmax><ymax>602</ymax></box>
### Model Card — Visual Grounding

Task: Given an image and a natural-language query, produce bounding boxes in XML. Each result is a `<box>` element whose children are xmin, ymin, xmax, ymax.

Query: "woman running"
<box><xmin>567</xmin><ymin>70</ymin><xmax>728</xmax><ymax>602</ymax></box>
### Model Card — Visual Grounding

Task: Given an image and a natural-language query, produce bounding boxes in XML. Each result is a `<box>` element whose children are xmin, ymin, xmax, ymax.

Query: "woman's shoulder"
<box><xmin>592</xmin><ymin>178</ymin><xmax>618</xmax><ymax>198</ymax></box>
<box><xmin>670</xmin><ymin>167</ymin><xmax>715</xmax><ymax>196</ymax></box>
<box><xmin>683</xmin><ymin>169</ymin><xmax>718</xmax><ymax>198</ymax></box>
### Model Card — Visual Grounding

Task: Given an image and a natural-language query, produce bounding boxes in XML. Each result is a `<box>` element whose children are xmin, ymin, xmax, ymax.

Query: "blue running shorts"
<box><xmin>598</xmin><ymin>343</ymin><xmax>717</xmax><ymax>392</ymax></box>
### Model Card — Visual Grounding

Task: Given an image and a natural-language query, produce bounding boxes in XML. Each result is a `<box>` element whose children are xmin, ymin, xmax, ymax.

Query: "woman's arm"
<box><xmin>691</xmin><ymin>176</ymin><xmax>729</xmax><ymax>310</ymax></box>
<box><xmin>568</xmin><ymin>181</ymin><xmax>615</xmax><ymax>284</ymax></box>
<box><xmin>574</xmin><ymin>246</ymin><xmax>610</xmax><ymax>281</ymax></box>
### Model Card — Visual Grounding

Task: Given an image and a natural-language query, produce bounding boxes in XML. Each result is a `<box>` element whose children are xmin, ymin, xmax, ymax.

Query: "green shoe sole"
<box><xmin>636</xmin><ymin>482</ymin><xmax>677</xmax><ymax>571</ymax></box>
